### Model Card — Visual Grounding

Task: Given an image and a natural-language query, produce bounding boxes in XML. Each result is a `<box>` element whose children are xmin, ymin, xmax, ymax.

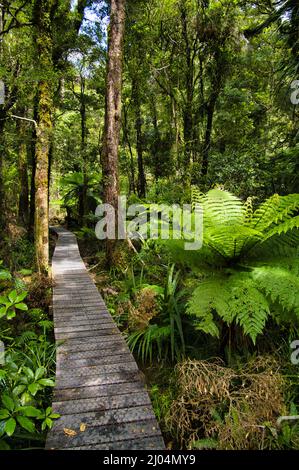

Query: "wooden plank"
<box><xmin>64</xmin><ymin>436</ymin><xmax>166</xmax><ymax>450</ymax></box>
<box><xmin>54</xmin><ymin>381</ymin><xmax>146</xmax><ymax>401</ymax></box>
<box><xmin>46</xmin><ymin>419</ymin><xmax>161</xmax><ymax>449</ymax></box>
<box><xmin>56</xmin><ymin>335</ymin><xmax>124</xmax><ymax>350</ymax></box>
<box><xmin>58</xmin><ymin>353</ymin><xmax>135</xmax><ymax>368</ymax></box>
<box><xmin>55</xmin><ymin>323</ymin><xmax>116</xmax><ymax>333</ymax></box>
<box><xmin>55</xmin><ymin>328</ymin><xmax>119</xmax><ymax>340</ymax></box>
<box><xmin>57</xmin><ymin>345</ymin><xmax>129</xmax><ymax>361</ymax></box>
<box><xmin>52</xmin><ymin>392</ymin><xmax>151</xmax><ymax>415</ymax></box>
<box><xmin>55</xmin><ymin>370</ymin><xmax>143</xmax><ymax>389</ymax></box>
<box><xmin>56</xmin><ymin>361</ymin><xmax>138</xmax><ymax>378</ymax></box>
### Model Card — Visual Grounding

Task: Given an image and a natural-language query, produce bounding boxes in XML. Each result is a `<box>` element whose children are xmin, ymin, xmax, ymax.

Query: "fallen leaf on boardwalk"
<box><xmin>63</xmin><ymin>428</ymin><xmax>77</xmax><ymax>437</ymax></box>
<box><xmin>80</xmin><ymin>423</ymin><xmax>86</xmax><ymax>432</ymax></box>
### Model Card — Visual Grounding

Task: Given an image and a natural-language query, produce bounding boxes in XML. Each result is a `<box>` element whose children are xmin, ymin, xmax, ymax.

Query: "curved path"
<box><xmin>46</xmin><ymin>227</ymin><xmax>165</xmax><ymax>450</ymax></box>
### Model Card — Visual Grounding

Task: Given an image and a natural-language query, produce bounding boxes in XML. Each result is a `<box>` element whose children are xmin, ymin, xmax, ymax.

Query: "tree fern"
<box><xmin>164</xmin><ymin>189</ymin><xmax>299</xmax><ymax>345</ymax></box>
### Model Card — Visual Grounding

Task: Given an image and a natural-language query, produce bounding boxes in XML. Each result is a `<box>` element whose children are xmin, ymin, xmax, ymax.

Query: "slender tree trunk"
<box><xmin>79</xmin><ymin>76</ymin><xmax>87</xmax><ymax>226</ymax></box>
<box><xmin>151</xmin><ymin>100</ymin><xmax>162</xmax><ymax>181</ymax></box>
<box><xmin>33</xmin><ymin>0</ymin><xmax>54</xmax><ymax>275</ymax></box>
<box><xmin>201</xmin><ymin>98</ymin><xmax>216</xmax><ymax>177</ymax></box>
<box><xmin>29</xmin><ymin>99</ymin><xmax>38</xmax><ymax>236</ymax></box>
<box><xmin>122</xmin><ymin>105</ymin><xmax>136</xmax><ymax>194</ymax></box>
<box><xmin>0</xmin><ymin>116</ymin><xmax>5</xmax><ymax>229</ymax></box>
<box><xmin>17</xmin><ymin>115</ymin><xmax>29</xmax><ymax>227</ymax></box>
<box><xmin>132</xmin><ymin>77</ymin><xmax>146</xmax><ymax>198</ymax></box>
<box><xmin>181</xmin><ymin>0</ymin><xmax>194</xmax><ymax>179</ymax></box>
<box><xmin>102</xmin><ymin>0</ymin><xmax>126</xmax><ymax>264</ymax></box>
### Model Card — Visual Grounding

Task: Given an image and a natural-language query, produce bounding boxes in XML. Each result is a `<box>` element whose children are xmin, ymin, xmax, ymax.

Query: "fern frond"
<box><xmin>263</xmin><ymin>216</ymin><xmax>299</xmax><ymax>241</ymax></box>
<box><xmin>191</xmin><ymin>186</ymin><xmax>203</xmax><ymax>211</ymax></box>
<box><xmin>251</xmin><ymin>266</ymin><xmax>299</xmax><ymax>317</ymax></box>
<box><xmin>188</xmin><ymin>275</ymin><xmax>270</xmax><ymax>343</ymax></box>
<box><xmin>205</xmin><ymin>225</ymin><xmax>263</xmax><ymax>258</ymax></box>
<box><xmin>250</xmin><ymin>194</ymin><xmax>299</xmax><ymax>232</ymax></box>
<box><xmin>187</xmin><ymin>278</ymin><xmax>232</xmax><ymax>337</ymax></box>
<box><xmin>227</xmin><ymin>278</ymin><xmax>270</xmax><ymax>344</ymax></box>
<box><xmin>199</xmin><ymin>189</ymin><xmax>245</xmax><ymax>227</ymax></box>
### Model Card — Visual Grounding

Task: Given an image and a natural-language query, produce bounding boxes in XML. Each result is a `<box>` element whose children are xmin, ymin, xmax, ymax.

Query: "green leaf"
<box><xmin>22</xmin><ymin>367</ymin><xmax>35</xmax><ymax>380</ymax></box>
<box><xmin>8</xmin><ymin>290</ymin><xmax>17</xmax><ymax>303</ymax></box>
<box><xmin>12</xmin><ymin>385</ymin><xmax>26</xmax><ymax>396</ymax></box>
<box><xmin>0</xmin><ymin>409</ymin><xmax>10</xmax><ymax>420</ymax></box>
<box><xmin>43</xmin><ymin>418</ymin><xmax>53</xmax><ymax>430</ymax></box>
<box><xmin>21</xmin><ymin>406</ymin><xmax>42</xmax><ymax>418</ymax></box>
<box><xmin>6</xmin><ymin>309</ymin><xmax>16</xmax><ymax>320</ymax></box>
<box><xmin>2</xmin><ymin>395</ymin><xmax>15</xmax><ymax>412</ymax></box>
<box><xmin>16</xmin><ymin>416</ymin><xmax>36</xmax><ymax>434</ymax></box>
<box><xmin>4</xmin><ymin>418</ymin><xmax>16</xmax><ymax>437</ymax></box>
<box><xmin>15</xmin><ymin>303</ymin><xmax>28</xmax><ymax>311</ymax></box>
<box><xmin>38</xmin><ymin>378</ymin><xmax>55</xmax><ymax>387</ymax></box>
<box><xmin>18</xmin><ymin>270</ymin><xmax>32</xmax><ymax>276</ymax></box>
<box><xmin>35</xmin><ymin>367</ymin><xmax>46</xmax><ymax>381</ymax></box>
<box><xmin>28</xmin><ymin>383</ymin><xmax>40</xmax><ymax>396</ymax></box>
<box><xmin>15</xmin><ymin>292</ymin><xmax>28</xmax><ymax>303</ymax></box>
<box><xmin>0</xmin><ymin>271</ymin><xmax>11</xmax><ymax>281</ymax></box>
<box><xmin>0</xmin><ymin>307</ymin><xmax>6</xmax><ymax>318</ymax></box>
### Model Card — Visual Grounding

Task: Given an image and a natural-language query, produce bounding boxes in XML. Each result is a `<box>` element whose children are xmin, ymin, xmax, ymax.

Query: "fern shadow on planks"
<box><xmin>164</xmin><ymin>188</ymin><xmax>299</xmax><ymax>349</ymax></box>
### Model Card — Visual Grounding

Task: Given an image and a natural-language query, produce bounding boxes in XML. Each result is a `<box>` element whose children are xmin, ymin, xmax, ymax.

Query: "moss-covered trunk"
<box><xmin>102</xmin><ymin>0</ymin><xmax>126</xmax><ymax>264</ymax></box>
<box><xmin>33</xmin><ymin>0</ymin><xmax>54</xmax><ymax>275</ymax></box>
<box><xmin>0</xmin><ymin>116</ymin><xmax>5</xmax><ymax>229</ymax></box>
<box><xmin>17</xmin><ymin>115</ymin><xmax>29</xmax><ymax>227</ymax></box>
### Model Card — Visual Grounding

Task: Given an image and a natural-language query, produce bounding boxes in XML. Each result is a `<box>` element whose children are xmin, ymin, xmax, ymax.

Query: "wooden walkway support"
<box><xmin>46</xmin><ymin>227</ymin><xmax>165</xmax><ymax>450</ymax></box>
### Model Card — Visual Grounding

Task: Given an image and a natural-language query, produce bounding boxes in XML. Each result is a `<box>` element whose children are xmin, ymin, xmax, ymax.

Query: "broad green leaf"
<box><xmin>35</xmin><ymin>367</ymin><xmax>46</xmax><ymax>381</ymax></box>
<box><xmin>38</xmin><ymin>378</ymin><xmax>55</xmax><ymax>387</ymax></box>
<box><xmin>2</xmin><ymin>395</ymin><xmax>14</xmax><ymax>412</ymax></box>
<box><xmin>22</xmin><ymin>367</ymin><xmax>35</xmax><ymax>379</ymax></box>
<box><xmin>0</xmin><ymin>410</ymin><xmax>10</xmax><ymax>420</ymax></box>
<box><xmin>0</xmin><ymin>307</ymin><xmax>7</xmax><ymax>318</ymax></box>
<box><xmin>4</xmin><ymin>418</ymin><xmax>16</xmax><ymax>437</ymax></box>
<box><xmin>28</xmin><ymin>383</ymin><xmax>40</xmax><ymax>396</ymax></box>
<box><xmin>6</xmin><ymin>309</ymin><xmax>16</xmax><ymax>320</ymax></box>
<box><xmin>8</xmin><ymin>291</ymin><xmax>17</xmax><ymax>303</ymax></box>
<box><xmin>15</xmin><ymin>292</ymin><xmax>28</xmax><ymax>303</ymax></box>
<box><xmin>16</xmin><ymin>416</ymin><xmax>36</xmax><ymax>433</ymax></box>
<box><xmin>15</xmin><ymin>303</ymin><xmax>28</xmax><ymax>311</ymax></box>
<box><xmin>12</xmin><ymin>385</ymin><xmax>26</xmax><ymax>396</ymax></box>
<box><xmin>21</xmin><ymin>406</ymin><xmax>41</xmax><ymax>418</ymax></box>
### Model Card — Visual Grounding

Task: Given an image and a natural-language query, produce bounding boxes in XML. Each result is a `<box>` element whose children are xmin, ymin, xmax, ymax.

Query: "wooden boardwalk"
<box><xmin>46</xmin><ymin>227</ymin><xmax>165</xmax><ymax>450</ymax></box>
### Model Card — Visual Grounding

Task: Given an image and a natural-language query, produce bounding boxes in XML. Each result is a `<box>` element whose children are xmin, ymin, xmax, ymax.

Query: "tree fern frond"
<box><xmin>191</xmin><ymin>186</ymin><xmax>204</xmax><ymax>211</ymax></box>
<box><xmin>227</xmin><ymin>278</ymin><xmax>270</xmax><ymax>344</ymax></box>
<box><xmin>250</xmin><ymin>194</ymin><xmax>299</xmax><ymax>232</ymax></box>
<box><xmin>200</xmin><ymin>189</ymin><xmax>245</xmax><ymax>227</ymax></box>
<box><xmin>251</xmin><ymin>266</ymin><xmax>299</xmax><ymax>317</ymax></box>
<box><xmin>263</xmin><ymin>216</ymin><xmax>299</xmax><ymax>241</ymax></box>
<box><xmin>205</xmin><ymin>225</ymin><xmax>263</xmax><ymax>258</ymax></box>
<box><xmin>187</xmin><ymin>278</ymin><xmax>233</xmax><ymax>332</ymax></box>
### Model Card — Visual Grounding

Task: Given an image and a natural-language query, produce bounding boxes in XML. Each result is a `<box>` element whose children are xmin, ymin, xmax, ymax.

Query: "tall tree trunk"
<box><xmin>79</xmin><ymin>76</ymin><xmax>87</xmax><ymax>226</ymax></box>
<box><xmin>122</xmin><ymin>104</ymin><xmax>136</xmax><ymax>194</ymax></box>
<box><xmin>17</xmin><ymin>115</ymin><xmax>29</xmax><ymax>227</ymax></box>
<box><xmin>132</xmin><ymin>77</ymin><xmax>146</xmax><ymax>198</ymax></box>
<box><xmin>29</xmin><ymin>98</ymin><xmax>38</xmax><ymax>236</ymax></box>
<box><xmin>102</xmin><ymin>0</ymin><xmax>126</xmax><ymax>264</ymax></box>
<box><xmin>0</xmin><ymin>116</ymin><xmax>5</xmax><ymax>229</ymax></box>
<box><xmin>180</xmin><ymin>0</ymin><xmax>194</xmax><ymax>180</ymax></box>
<box><xmin>33</xmin><ymin>0</ymin><xmax>54</xmax><ymax>275</ymax></box>
<box><xmin>201</xmin><ymin>98</ymin><xmax>216</xmax><ymax>177</ymax></box>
